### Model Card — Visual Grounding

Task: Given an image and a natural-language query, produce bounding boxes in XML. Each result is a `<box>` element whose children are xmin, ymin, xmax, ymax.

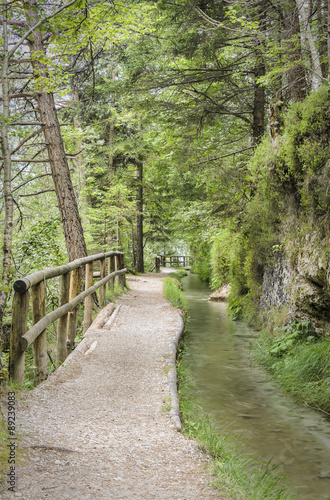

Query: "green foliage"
<box><xmin>254</xmin><ymin>330</ymin><xmax>330</xmax><ymax>413</ymax></box>
<box><xmin>163</xmin><ymin>277</ymin><xmax>187</xmax><ymax>311</ymax></box>
<box><xmin>268</xmin><ymin>321</ymin><xmax>311</xmax><ymax>356</ymax></box>
<box><xmin>191</xmin><ymin>243</ymin><xmax>211</xmax><ymax>283</ymax></box>
<box><xmin>14</xmin><ymin>215</ymin><xmax>67</xmax><ymax>275</ymax></box>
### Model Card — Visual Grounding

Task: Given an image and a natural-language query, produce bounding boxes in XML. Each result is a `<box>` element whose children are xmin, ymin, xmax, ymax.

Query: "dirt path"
<box><xmin>4</xmin><ymin>274</ymin><xmax>225</xmax><ymax>499</ymax></box>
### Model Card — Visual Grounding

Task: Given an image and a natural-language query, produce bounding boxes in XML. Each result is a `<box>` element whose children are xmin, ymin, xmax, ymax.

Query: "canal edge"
<box><xmin>168</xmin><ymin>314</ymin><xmax>185</xmax><ymax>431</ymax></box>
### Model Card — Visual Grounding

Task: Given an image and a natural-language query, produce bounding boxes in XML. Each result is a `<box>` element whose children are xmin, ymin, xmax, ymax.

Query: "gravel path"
<box><xmin>5</xmin><ymin>274</ymin><xmax>225</xmax><ymax>499</ymax></box>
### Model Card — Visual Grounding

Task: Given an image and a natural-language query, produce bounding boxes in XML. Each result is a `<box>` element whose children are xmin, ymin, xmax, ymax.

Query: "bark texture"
<box><xmin>0</xmin><ymin>2</ymin><xmax>14</xmax><ymax>361</ymax></box>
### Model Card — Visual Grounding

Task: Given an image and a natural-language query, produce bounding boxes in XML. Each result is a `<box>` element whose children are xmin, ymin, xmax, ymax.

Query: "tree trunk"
<box><xmin>282</xmin><ymin>1</ymin><xmax>306</xmax><ymax>101</ymax></box>
<box><xmin>109</xmin><ymin>70</ymin><xmax>116</xmax><ymax>182</ymax></box>
<box><xmin>316</xmin><ymin>0</ymin><xmax>328</xmax><ymax>78</ymax></box>
<box><xmin>252</xmin><ymin>1</ymin><xmax>266</xmax><ymax>145</ymax></box>
<box><xmin>252</xmin><ymin>58</ymin><xmax>265</xmax><ymax>145</ymax></box>
<box><xmin>0</xmin><ymin>1</ymin><xmax>14</xmax><ymax>364</ymax></box>
<box><xmin>134</xmin><ymin>160</ymin><xmax>144</xmax><ymax>273</ymax></box>
<box><xmin>296</xmin><ymin>0</ymin><xmax>323</xmax><ymax>89</ymax></box>
<box><xmin>26</xmin><ymin>1</ymin><xmax>87</xmax><ymax>261</ymax></box>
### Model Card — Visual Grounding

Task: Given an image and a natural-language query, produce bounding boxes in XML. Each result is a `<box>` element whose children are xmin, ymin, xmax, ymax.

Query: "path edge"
<box><xmin>167</xmin><ymin>314</ymin><xmax>185</xmax><ymax>431</ymax></box>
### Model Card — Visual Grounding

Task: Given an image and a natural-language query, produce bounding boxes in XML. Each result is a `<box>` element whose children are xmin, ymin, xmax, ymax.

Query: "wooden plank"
<box><xmin>56</xmin><ymin>272</ymin><xmax>70</xmax><ymax>366</ymax></box>
<box><xmin>83</xmin><ymin>262</ymin><xmax>94</xmax><ymax>333</ymax></box>
<box><xmin>9</xmin><ymin>291</ymin><xmax>29</xmax><ymax>383</ymax></box>
<box><xmin>31</xmin><ymin>281</ymin><xmax>47</xmax><ymax>384</ymax></box>
<box><xmin>67</xmin><ymin>267</ymin><xmax>82</xmax><ymax>354</ymax></box>
<box><xmin>155</xmin><ymin>256</ymin><xmax>160</xmax><ymax>273</ymax></box>
<box><xmin>99</xmin><ymin>257</ymin><xmax>106</xmax><ymax>306</ymax></box>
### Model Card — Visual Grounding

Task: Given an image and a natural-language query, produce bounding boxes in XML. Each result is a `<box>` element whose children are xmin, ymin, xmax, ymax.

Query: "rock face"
<box><xmin>260</xmin><ymin>233</ymin><xmax>330</xmax><ymax>336</ymax></box>
<box><xmin>209</xmin><ymin>284</ymin><xmax>231</xmax><ymax>301</ymax></box>
<box><xmin>260</xmin><ymin>256</ymin><xmax>291</xmax><ymax>310</ymax></box>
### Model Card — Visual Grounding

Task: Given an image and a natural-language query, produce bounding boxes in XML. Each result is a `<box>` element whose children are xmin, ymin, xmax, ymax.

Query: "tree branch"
<box><xmin>18</xmin><ymin>189</ymin><xmax>55</xmax><ymax>197</ymax></box>
<box><xmin>9</xmin><ymin>0</ymin><xmax>79</xmax><ymax>58</ymax></box>
<box><xmin>200</xmin><ymin>146</ymin><xmax>256</xmax><ymax>163</ymax></box>
<box><xmin>12</xmin><ymin>173</ymin><xmax>53</xmax><ymax>193</ymax></box>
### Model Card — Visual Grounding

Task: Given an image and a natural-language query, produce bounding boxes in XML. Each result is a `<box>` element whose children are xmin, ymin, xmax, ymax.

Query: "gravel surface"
<box><xmin>4</xmin><ymin>274</ymin><xmax>225</xmax><ymax>499</ymax></box>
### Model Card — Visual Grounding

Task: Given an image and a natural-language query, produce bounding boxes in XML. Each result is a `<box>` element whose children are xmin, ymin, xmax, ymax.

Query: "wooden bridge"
<box><xmin>9</xmin><ymin>250</ymin><xmax>126</xmax><ymax>384</ymax></box>
<box><xmin>154</xmin><ymin>255</ymin><xmax>191</xmax><ymax>272</ymax></box>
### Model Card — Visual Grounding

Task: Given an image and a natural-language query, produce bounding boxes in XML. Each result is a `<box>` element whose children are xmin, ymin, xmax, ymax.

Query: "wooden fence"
<box><xmin>154</xmin><ymin>255</ymin><xmax>191</xmax><ymax>272</ymax></box>
<box><xmin>10</xmin><ymin>251</ymin><xmax>126</xmax><ymax>385</ymax></box>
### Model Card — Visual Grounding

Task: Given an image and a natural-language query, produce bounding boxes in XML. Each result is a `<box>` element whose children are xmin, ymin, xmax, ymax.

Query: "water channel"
<box><xmin>181</xmin><ymin>273</ymin><xmax>330</xmax><ymax>500</ymax></box>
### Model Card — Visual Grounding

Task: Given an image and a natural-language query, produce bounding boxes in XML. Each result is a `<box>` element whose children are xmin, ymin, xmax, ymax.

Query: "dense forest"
<box><xmin>1</xmin><ymin>0</ymin><xmax>330</xmax><ymax>407</ymax></box>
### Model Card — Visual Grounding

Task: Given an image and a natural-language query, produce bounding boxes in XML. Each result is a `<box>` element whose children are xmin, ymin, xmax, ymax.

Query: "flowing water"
<box><xmin>181</xmin><ymin>273</ymin><xmax>330</xmax><ymax>499</ymax></box>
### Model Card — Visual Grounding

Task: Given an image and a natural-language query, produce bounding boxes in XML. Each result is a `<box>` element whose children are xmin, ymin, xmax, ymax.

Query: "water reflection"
<box><xmin>182</xmin><ymin>273</ymin><xmax>330</xmax><ymax>500</ymax></box>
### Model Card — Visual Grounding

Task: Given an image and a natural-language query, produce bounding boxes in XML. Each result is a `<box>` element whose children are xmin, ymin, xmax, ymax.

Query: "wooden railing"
<box><xmin>10</xmin><ymin>251</ymin><xmax>126</xmax><ymax>384</ymax></box>
<box><xmin>154</xmin><ymin>255</ymin><xmax>191</xmax><ymax>272</ymax></box>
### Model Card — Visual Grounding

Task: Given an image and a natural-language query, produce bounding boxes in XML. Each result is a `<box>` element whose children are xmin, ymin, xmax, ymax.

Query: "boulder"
<box><xmin>208</xmin><ymin>284</ymin><xmax>231</xmax><ymax>302</ymax></box>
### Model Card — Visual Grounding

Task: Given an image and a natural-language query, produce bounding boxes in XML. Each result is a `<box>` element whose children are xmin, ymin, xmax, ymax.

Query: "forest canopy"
<box><xmin>2</xmin><ymin>0</ymin><xmax>330</xmax><ymax>364</ymax></box>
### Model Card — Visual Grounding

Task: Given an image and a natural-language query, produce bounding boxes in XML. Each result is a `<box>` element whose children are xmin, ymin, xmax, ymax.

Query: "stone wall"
<box><xmin>260</xmin><ymin>234</ymin><xmax>330</xmax><ymax>336</ymax></box>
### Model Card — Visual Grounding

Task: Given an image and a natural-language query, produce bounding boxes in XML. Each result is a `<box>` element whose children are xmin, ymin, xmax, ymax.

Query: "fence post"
<box><xmin>31</xmin><ymin>281</ymin><xmax>47</xmax><ymax>384</ymax></box>
<box><xmin>119</xmin><ymin>254</ymin><xmax>126</xmax><ymax>288</ymax></box>
<box><xmin>115</xmin><ymin>254</ymin><xmax>120</xmax><ymax>287</ymax></box>
<box><xmin>108</xmin><ymin>255</ymin><xmax>115</xmax><ymax>290</ymax></box>
<box><xmin>56</xmin><ymin>272</ymin><xmax>70</xmax><ymax>366</ymax></box>
<box><xmin>83</xmin><ymin>262</ymin><xmax>94</xmax><ymax>333</ymax></box>
<box><xmin>10</xmin><ymin>290</ymin><xmax>29</xmax><ymax>383</ymax></box>
<box><xmin>67</xmin><ymin>267</ymin><xmax>82</xmax><ymax>354</ymax></box>
<box><xmin>100</xmin><ymin>257</ymin><xmax>106</xmax><ymax>306</ymax></box>
<box><xmin>155</xmin><ymin>256</ymin><xmax>160</xmax><ymax>273</ymax></box>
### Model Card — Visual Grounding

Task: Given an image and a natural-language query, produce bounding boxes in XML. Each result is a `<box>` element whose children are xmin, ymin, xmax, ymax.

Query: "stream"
<box><xmin>181</xmin><ymin>273</ymin><xmax>330</xmax><ymax>500</ymax></box>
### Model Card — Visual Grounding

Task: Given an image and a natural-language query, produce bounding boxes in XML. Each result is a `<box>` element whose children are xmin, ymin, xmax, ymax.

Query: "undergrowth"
<box><xmin>163</xmin><ymin>277</ymin><xmax>188</xmax><ymax>311</ymax></box>
<box><xmin>177</xmin><ymin>354</ymin><xmax>295</xmax><ymax>499</ymax></box>
<box><xmin>254</xmin><ymin>324</ymin><xmax>330</xmax><ymax>413</ymax></box>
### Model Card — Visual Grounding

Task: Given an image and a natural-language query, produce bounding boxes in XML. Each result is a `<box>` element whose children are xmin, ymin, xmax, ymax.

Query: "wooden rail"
<box><xmin>10</xmin><ymin>251</ymin><xmax>126</xmax><ymax>384</ymax></box>
<box><xmin>155</xmin><ymin>255</ymin><xmax>191</xmax><ymax>272</ymax></box>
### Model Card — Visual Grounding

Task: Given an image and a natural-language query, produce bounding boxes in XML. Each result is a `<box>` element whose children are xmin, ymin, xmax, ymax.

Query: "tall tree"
<box><xmin>0</xmin><ymin>0</ymin><xmax>14</xmax><ymax>363</ymax></box>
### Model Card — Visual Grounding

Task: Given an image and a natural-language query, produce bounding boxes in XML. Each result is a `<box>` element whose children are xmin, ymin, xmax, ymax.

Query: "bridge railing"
<box><xmin>154</xmin><ymin>255</ymin><xmax>191</xmax><ymax>272</ymax></box>
<box><xmin>10</xmin><ymin>251</ymin><xmax>126</xmax><ymax>384</ymax></box>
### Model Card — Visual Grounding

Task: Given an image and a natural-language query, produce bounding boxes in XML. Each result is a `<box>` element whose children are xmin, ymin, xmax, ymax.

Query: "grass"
<box><xmin>254</xmin><ymin>330</ymin><xmax>330</xmax><ymax>414</ymax></box>
<box><xmin>163</xmin><ymin>277</ymin><xmax>188</xmax><ymax>311</ymax></box>
<box><xmin>172</xmin><ymin>268</ymin><xmax>189</xmax><ymax>278</ymax></box>
<box><xmin>177</xmin><ymin>355</ymin><xmax>295</xmax><ymax>499</ymax></box>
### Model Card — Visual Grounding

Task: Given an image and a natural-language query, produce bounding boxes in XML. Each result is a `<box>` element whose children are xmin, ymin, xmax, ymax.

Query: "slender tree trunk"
<box><xmin>252</xmin><ymin>60</ymin><xmax>265</xmax><ymax>145</ymax></box>
<box><xmin>252</xmin><ymin>1</ymin><xmax>266</xmax><ymax>145</ymax></box>
<box><xmin>283</xmin><ymin>1</ymin><xmax>306</xmax><ymax>101</ymax></box>
<box><xmin>316</xmin><ymin>0</ymin><xmax>328</xmax><ymax>77</ymax></box>
<box><xmin>134</xmin><ymin>160</ymin><xmax>144</xmax><ymax>273</ymax></box>
<box><xmin>0</xmin><ymin>1</ymin><xmax>14</xmax><ymax>364</ymax></box>
<box><xmin>26</xmin><ymin>1</ymin><xmax>87</xmax><ymax>261</ymax></box>
<box><xmin>109</xmin><ymin>70</ymin><xmax>116</xmax><ymax>182</ymax></box>
<box><xmin>296</xmin><ymin>0</ymin><xmax>323</xmax><ymax>89</ymax></box>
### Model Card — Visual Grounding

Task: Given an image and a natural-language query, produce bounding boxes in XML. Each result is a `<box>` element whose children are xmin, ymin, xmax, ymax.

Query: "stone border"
<box><xmin>167</xmin><ymin>314</ymin><xmax>185</xmax><ymax>431</ymax></box>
